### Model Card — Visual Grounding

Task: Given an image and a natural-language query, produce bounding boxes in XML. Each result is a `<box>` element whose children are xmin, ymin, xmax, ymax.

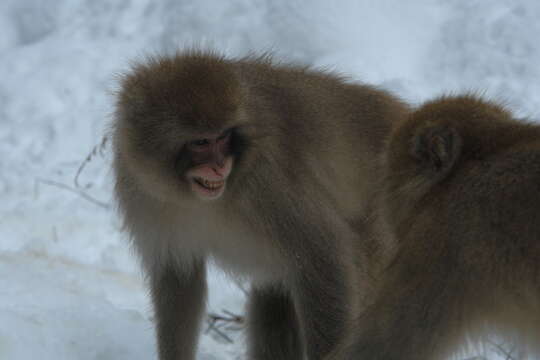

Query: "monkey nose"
<box><xmin>212</xmin><ymin>161</ymin><xmax>225</xmax><ymax>175</ymax></box>
<box><xmin>214</xmin><ymin>155</ymin><xmax>225</xmax><ymax>168</ymax></box>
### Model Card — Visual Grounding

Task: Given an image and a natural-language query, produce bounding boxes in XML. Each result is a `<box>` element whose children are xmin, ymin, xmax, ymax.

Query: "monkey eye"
<box><xmin>217</xmin><ymin>129</ymin><xmax>232</xmax><ymax>142</ymax></box>
<box><xmin>190</xmin><ymin>139</ymin><xmax>210</xmax><ymax>147</ymax></box>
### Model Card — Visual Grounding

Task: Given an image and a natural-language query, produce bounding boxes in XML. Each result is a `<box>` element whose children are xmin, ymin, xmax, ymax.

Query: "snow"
<box><xmin>1</xmin><ymin>1</ymin><xmax>539</xmax><ymax>359</ymax></box>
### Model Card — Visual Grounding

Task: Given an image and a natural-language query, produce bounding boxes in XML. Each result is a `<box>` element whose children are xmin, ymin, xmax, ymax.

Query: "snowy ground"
<box><xmin>1</xmin><ymin>1</ymin><xmax>539</xmax><ymax>359</ymax></box>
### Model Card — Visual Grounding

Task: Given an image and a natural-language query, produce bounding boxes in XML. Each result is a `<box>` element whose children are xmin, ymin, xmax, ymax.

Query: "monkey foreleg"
<box><xmin>151</xmin><ymin>261</ymin><xmax>207</xmax><ymax>360</ymax></box>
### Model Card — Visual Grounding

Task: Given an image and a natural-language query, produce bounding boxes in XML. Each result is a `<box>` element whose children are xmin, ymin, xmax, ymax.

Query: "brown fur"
<box><xmin>111</xmin><ymin>50</ymin><xmax>409</xmax><ymax>360</ymax></box>
<box><xmin>330</xmin><ymin>95</ymin><xmax>540</xmax><ymax>359</ymax></box>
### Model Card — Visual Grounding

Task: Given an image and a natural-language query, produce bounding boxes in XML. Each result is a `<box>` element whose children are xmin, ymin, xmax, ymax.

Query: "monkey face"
<box><xmin>183</xmin><ymin>130</ymin><xmax>234</xmax><ymax>200</ymax></box>
<box><xmin>115</xmin><ymin>121</ymin><xmax>244</xmax><ymax>204</ymax></box>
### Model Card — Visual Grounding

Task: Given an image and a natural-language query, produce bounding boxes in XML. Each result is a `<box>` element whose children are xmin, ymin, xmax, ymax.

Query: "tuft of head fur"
<box><xmin>116</xmin><ymin>51</ymin><xmax>245</xmax><ymax>137</ymax></box>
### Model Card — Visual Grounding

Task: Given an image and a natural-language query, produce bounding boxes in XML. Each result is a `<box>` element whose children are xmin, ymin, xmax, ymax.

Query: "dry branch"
<box><xmin>205</xmin><ymin>310</ymin><xmax>245</xmax><ymax>344</ymax></box>
<box><xmin>35</xmin><ymin>178</ymin><xmax>110</xmax><ymax>209</ymax></box>
<box><xmin>74</xmin><ymin>136</ymin><xmax>109</xmax><ymax>189</ymax></box>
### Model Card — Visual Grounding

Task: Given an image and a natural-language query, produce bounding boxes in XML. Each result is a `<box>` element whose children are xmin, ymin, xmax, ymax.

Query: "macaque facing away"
<box><xmin>112</xmin><ymin>51</ymin><xmax>409</xmax><ymax>360</ymax></box>
<box><xmin>330</xmin><ymin>95</ymin><xmax>540</xmax><ymax>360</ymax></box>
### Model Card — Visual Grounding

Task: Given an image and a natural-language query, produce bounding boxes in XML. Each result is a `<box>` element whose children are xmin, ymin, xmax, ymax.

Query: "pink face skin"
<box><xmin>184</xmin><ymin>130</ymin><xmax>234</xmax><ymax>200</ymax></box>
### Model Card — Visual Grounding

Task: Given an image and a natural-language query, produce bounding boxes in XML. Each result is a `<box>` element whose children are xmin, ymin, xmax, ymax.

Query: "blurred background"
<box><xmin>1</xmin><ymin>0</ymin><xmax>539</xmax><ymax>359</ymax></box>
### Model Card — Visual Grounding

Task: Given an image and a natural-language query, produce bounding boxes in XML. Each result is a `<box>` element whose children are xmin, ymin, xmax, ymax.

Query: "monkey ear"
<box><xmin>411</xmin><ymin>125</ymin><xmax>462</xmax><ymax>179</ymax></box>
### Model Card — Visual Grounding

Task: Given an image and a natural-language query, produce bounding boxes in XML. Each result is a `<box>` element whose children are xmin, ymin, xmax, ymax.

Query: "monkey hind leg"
<box><xmin>328</xmin><ymin>265</ymin><xmax>478</xmax><ymax>360</ymax></box>
<box><xmin>331</xmin><ymin>305</ymin><xmax>459</xmax><ymax>360</ymax></box>
<box><xmin>247</xmin><ymin>284</ymin><xmax>303</xmax><ymax>360</ymax></box>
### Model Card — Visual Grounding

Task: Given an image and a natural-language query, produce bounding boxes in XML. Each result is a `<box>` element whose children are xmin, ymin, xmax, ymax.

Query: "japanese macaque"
<box><xmin>329</xmin><ymin>95</ymin><xmax>540</xmax><ymax>360</ymax></box>
<box><xmin>112</xmin><ymin>50</ymin><xmax>409</xmax><ymax>360</ymax></box>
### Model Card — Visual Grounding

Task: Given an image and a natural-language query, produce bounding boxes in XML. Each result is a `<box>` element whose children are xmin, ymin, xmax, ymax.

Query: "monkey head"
<box><xmin>383</xmin><ymin>95</ymin><xmax>540</xmax><ymax>268</ymax></box>
<box><xmin>114</xmin><ymin>53</ymin><xmax>249</xmax><ymax>203</ymax></box>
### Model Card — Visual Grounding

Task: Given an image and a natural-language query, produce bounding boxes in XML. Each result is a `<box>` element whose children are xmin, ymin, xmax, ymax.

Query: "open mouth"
<box><xmin>194</xmin><ymin>177</ymin><xmax>224</xmax><ymax>190</ymax></box>
<box><xmin>191</xmin><ymin>177</ymin><xmax>226</xmax><ymax>198</ymax></box>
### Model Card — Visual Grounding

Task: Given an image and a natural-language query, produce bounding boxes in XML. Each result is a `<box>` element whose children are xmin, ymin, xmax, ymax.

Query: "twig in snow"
<box><xmin>74</xmin><ymin>136</ymin><xmax>109</xmax><ymax>189</ymax></box>
<box><xmin>35</xmin><ymin>177</ymin><xmax>110</xmax><ymax>209</ymax></box>
<box><xmin>205</xmin><ymin>310</ymin><xmax>245</xmax><ymax>344</ymax></box>
<box><xmin>486</xmin><ymin>339</ymin><xmax>523</xmax><ymax>360</ymax></box>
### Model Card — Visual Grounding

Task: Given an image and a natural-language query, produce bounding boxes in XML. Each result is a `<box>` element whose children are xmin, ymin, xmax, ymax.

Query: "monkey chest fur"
<box><xmin>170</xmin><ymin>208</ymin><xmax>287</xmax><ymax>284</ymax></box>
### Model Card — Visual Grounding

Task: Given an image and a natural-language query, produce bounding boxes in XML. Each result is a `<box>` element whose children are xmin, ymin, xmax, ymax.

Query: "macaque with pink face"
<box><xmin>112</xmin><ymin>51</ymin><xmax>409</xmax><ymax>360</ymax></box>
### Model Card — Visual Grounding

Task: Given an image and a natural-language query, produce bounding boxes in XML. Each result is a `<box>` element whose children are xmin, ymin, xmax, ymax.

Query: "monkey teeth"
<box><xmin>194</xmin><ymin>177</ymin><xmax>225</xmax><ymax>190</ymax></box>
